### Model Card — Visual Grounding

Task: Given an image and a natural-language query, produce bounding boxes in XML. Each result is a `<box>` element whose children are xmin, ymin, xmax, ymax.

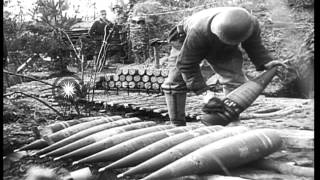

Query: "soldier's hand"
<box><xmin>264</xmin><ymin>60</ymin><xmax>296</xmax><ymax>81</ymax></box>
<box><xmin>202</xmin><ymin>97</ymin><xmax>225</xmax><ymax>114</ymax></box>
<box><xmin>264</xmin><ymin>60</ymin><xmax>288</xmax><ymax>70</ymax></box>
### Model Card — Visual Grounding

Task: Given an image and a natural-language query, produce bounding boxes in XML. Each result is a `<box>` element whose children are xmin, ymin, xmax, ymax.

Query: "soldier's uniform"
<box><xmin>163</xmin><ymin>7</ymin><xmax>273</xmax><ymax>95</ymax></box>
<box><xmin>161</xmin><ymin>7</ymin><xmax>275</xmax><ymax>126</ymax></box>
<box><xmin>129</xmin><ymin>16</ymin><xmax>149</xmax><ymax>63</ymax></box>
<box><xmin>88</xmin><ymin>17</ymin><xmax>113</xmax><ymax>61</ymax></box>
<box><xmin>111</xmin><ymin>7</ymin><xmax>130</xmax><ymax>63</ymax></box>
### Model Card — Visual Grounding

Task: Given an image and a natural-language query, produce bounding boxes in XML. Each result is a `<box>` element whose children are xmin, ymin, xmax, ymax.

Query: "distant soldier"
<box><xmin>129</xmin><ymin>16</ymin><xmax>149</xmax><ymax>63</ymax></box>
<box><xmin>89</xmin><ymin>10</ymin><xmax>113</xmax><ymax>40</ymax></box>
<box><xmin>110</xmin><ymin>4</ymin><xmax>130</xmax><ymax>63</ymax></box>
<box><xmin>113</xmin><ymin>4</ymin><xmax>128</xmax><ymax>25</ymax></box>
<box><xmin>88</xmin><ymin>9</ymin><xmax>113</xmax><ymax>63</ymax></box>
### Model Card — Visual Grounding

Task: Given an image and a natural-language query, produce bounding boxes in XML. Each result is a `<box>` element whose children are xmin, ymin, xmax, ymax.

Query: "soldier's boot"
<box><xmin>164</xmin><ymin>91</ymin><xmax>187</xmax><ymax>126</ymax></box>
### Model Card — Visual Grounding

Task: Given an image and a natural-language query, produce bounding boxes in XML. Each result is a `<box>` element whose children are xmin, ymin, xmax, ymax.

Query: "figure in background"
<box><xmin>110</xmin><ymin>4</ymin><xmax>131</xmax><ymax>63</ymax></box>
<box><xmin>129</xmin><ymin>16</ymin><xmax>149</xmax><ymax>63</ymax></box>
<box><xmin>113</xmin><ymin>4</ymin><xmax>128</xmax><ymax>25</ymax></box>
<box><xmin>88</xmin><ymin>9</ymin><xmax>113</xmax><ymax>67</ymax></box>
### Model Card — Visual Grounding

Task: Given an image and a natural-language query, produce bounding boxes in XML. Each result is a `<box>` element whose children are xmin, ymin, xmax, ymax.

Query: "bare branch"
<box><xmin>4</xmin><ymin>91</ymin><xmax>65</xmax><ymax>118</ymax></box>
<box><xmin>3</xmin><ymin>70</ymin><xmax>55</xmax><ymax>87</ymax></box>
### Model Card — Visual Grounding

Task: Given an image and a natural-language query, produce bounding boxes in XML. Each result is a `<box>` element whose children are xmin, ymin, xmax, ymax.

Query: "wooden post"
<box><xmin>81</xmin><ymin>54</ymin><xmax>84</xmax><ymax>82</ymax></box>
<box><xmin>150</xmin><ymin>38</ymin><xmax>163</xmax><ymax>69</ymax></box>
<box><xmin>153</xmin><ymin>46</ymin><xmax>160</xmax><ymax>69</ymax></box>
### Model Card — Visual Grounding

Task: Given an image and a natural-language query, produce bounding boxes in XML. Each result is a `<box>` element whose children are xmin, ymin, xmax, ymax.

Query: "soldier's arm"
<box><xmin>176</xmin><ymin>30</ymin><xmax>209</xmax><ymax>94</ymax></box>
<box><xmin>241</xmin><ymin>18</ymin><xmax>273</xmax><ymax>71</ymax></box>
<box><xmin>105</xmin><ymin>19</ymin><xmax>114</xmax><ymax>29</ymax></box>
<box><xmin>88</xmin><ymin>21</ymin><xmax>98</xmax><ymax>37</ymax></box>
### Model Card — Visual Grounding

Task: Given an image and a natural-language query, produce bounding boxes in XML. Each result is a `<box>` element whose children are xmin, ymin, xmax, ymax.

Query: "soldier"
<box><xmin>111</xmin><ymin>4</ymin><xmax>130</xmax><ymax>63</ymax></box>
<box><xmin>129</xmin><ymin>16</ymin><xmax>149</xmax><ymax>63</ymax></box>
<box><xmin>88</xmin><ymin>10</ymin><xmax>113</xmax><ymax>64</ymax></box>
<box><xmin>162</xmin><ymin>7</ymin><xmax>287</xmax><ymax>126</ymax></box>
<box><xmin>113</xmin><ymin>4</ymin><xmax>128</xmax><ymax>25</ymax></box>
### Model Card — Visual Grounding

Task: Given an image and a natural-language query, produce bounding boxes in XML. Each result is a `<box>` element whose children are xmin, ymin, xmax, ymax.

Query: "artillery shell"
<box><xmin>138</xmin><ymin>69</ymin><xmax>146</xmax><ymax>76</ymax></box>
<box><xmin>119</xmin><ymin>75</ymin><xmax>126</xmax><ymax>82</ymax></box>
<box><xmin>41</xmin><ymin>121</ymin><xmax>156</xmax><ymax>157</ymax></box>
<box><xmin>142</xmin><ymin>75</ymin><xmax>150</xmax><ymax>82</ymax></box>
<box><xmin>201</xmin><ymin>67</ymin><xmax>278</xmax><ymax>126</ymax></box>
<box><xmin>161</xmin><ymin>69</ymin><xmax>169</xmax><ymax>77</ymax></box>
<box><xmin>120</xmin><ymin>126</ymin><xmax>249</xmax><ymax>176</ymax></box>
<box><xmin>152</xmin><ymin>83</ymin><xmax>160</xmax><ymax>90</ymax></box>
<box><xmin>116</xmin><ymin>68</ymin><xmax>122</xmax><ymax>75</ymax></box>
<box><xmin>150</xmin><ymin>76</ymin><xmax>157</xmax><ymax>83</ymax></box>
<box><xmin>146</xmin><ymin>69</ymin><xmax>153</xmax><ymax>76</ymax></box>
<box><xmin>74</xmin><ymin>125</ymin><xmax>202</xmax><ymax>164</ymax></box>
<box><xmin>133</xmin><ymin>75</ymin><xmax>141</xmax><ymax>82</ymax></box>
<box><xmin>157</xmin><ymin>76</ymin><xmax>165</xmax><ymax>84</ymax></box>
<box><xmin>14</xmin><ymin>139</ymin><xmax>49</xmax><ymax>152</ymax></box>
<box><xmin>128</xmin><ymin>82</ymin><xmax>136</xmax><ymax>89</ymax></box>
<box><xmin>137</xmin><ymin>82</ymin><xmax>144</xmax><ymax>89</ymax></box>
<box><xmin>108</xmin><ymin>81</ymin><xmax>115</xmax><ymax>88</ymax></box>
<box><xmin>129</xmin><ymin>69</ymin><xmax>138</xmax><ymax>75</ymax></box>
<box><xmin>57</xmin><ymin>125</ymin><xmax>175</xmax><ymax>161</ymax></box>
<box><xmin>35</xmin><ymin>116</ymin><xmax>122</xmax><ymax>155</ymax></box>
<box><xmin>122</xmin><ymin>81</ymin><xmax>128</xmax><ymax>88</ymax></box>
<box><xmin>126</xmin><ymin>75</ymin><xmax>133</xmax><ymax>82</ymax></box>
<box><xmin>122</xmin><ymin>68</ymin><xmax>129</xmax><ymax>75</ymax></box>
<box><xmin>142</xmin><ymin>129</ymin><xmax>282</xmax><ymax>180</ymax></box>
<box><xmin>115</xmin><ymin>81</ymin><xmax>122</xmax><ymax>88</ymax></box>
<box><xmin>39</xmin><ymin>116</ymin><xmax>108</xmax><ymax>136</ymax></box>
<box><xmin>144</xmin><ymin>82</ymin><xmax>151</xmax><ymax>89</ymax></box>
<box><xmin>39</xmin><ymin>117</ymin><xmax>142</xmax><ymax>157</ymax></box>
<box><xmin>152</xmin><ymin>69</ymin><xmax>161</xmax><ymax>77</ymax></box>
<box><xmin>101</xmin><ymin>126</ymin><xmax>224</xmax><ymax>170</ymax></box>
<box><xmin>113</xmin><ymin>74</ymin><xmax>120</xmax><ymax>81</ymax></box>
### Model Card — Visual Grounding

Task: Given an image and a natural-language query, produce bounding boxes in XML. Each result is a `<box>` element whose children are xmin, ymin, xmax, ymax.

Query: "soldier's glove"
<box><xmin>202</xmin><ymin>97</ymin><xmax>226</xmax><ymax>114</ymax></box>
<box><xmin>262</xmin><ymin>60</ymin><xmax>291</xmax><ymax>80</ymax></box>
<box><xmin>263</xmin><ymin>60</ymin><xmax>288</xmax><ymax>70</ymax></box>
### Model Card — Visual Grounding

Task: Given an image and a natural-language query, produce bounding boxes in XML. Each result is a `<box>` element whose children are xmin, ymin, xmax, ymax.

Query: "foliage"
<box><xmin>290</xmin><ymin>29</ymin><xmax>314</xmax><ymax>98</ymax></box>
<box><xmin>288</xmin><ymin>0</ymin><xmax>314</xmax><ymax>9</ymax></box>
<box><xmin>34</xmin><ymin>0</ymin><xmax>79</xmax><ymax>29</ymax></box>
<box><xmin>130</xmin><ymin>0</ymin><xmax>313</xmax><ymax>98</ymax></box>
<box><xmin>131</xmin><ymin>0</ymin><xmax>182</xmax><ymax>41</ymax></box>
<box><xmin>3</xmin><ymin>0</ymin><xmax>81</xmax><ymax>72</ymax></box>
<box><xmin>131</xmin><ymin>0</ymin><xmax>260</xmax><ymax>42</ymax></box>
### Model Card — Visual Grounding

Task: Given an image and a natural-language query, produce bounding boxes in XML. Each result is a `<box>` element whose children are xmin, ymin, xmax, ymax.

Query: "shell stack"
<box><xmin>15</xmin><ymin>115</ymin><xmax>283</xmax><ymax>180</ymax></box>
<box><xmin>102</xmin><ymin>68</ymin><xmax>169</xmax><ymax>94</ymax></box>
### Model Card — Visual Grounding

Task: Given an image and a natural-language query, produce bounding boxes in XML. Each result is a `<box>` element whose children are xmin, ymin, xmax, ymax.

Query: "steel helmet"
<box><xmin>210</xmin><ymin>8</ymin><xmax>254</xmax><ymax>45</ymax></box>
<box><xmin>113</xmin><ymin>4</ymin><xmax>122</xmax><ymax>11</ymax></box>
<box><xmin>131</xmin><ymin>16</ymin><xmax>145</xmax><ymax>24</ymax></box>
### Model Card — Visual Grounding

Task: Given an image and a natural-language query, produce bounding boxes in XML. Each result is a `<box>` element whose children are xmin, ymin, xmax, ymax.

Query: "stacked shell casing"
<box><xmin>16</xmin><ymin>115</ymin><xmax>283</xmax><ymax>179</ymax></box>
<box><xmin>103</xmin><ymin>68</ymin><xmax>169</xmax><ymax>93</ymax></box>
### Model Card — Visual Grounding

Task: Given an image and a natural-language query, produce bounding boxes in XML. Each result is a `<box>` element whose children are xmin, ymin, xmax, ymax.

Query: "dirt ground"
<box><xmin>3</xmin><ymin>69</ymin><xmax>314</xmax><ymax>180</ymax></box>
<box><xmin>3</xmin><ymin>0</ymin><xmax>313</xmax><ymax>180</ymax></box>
